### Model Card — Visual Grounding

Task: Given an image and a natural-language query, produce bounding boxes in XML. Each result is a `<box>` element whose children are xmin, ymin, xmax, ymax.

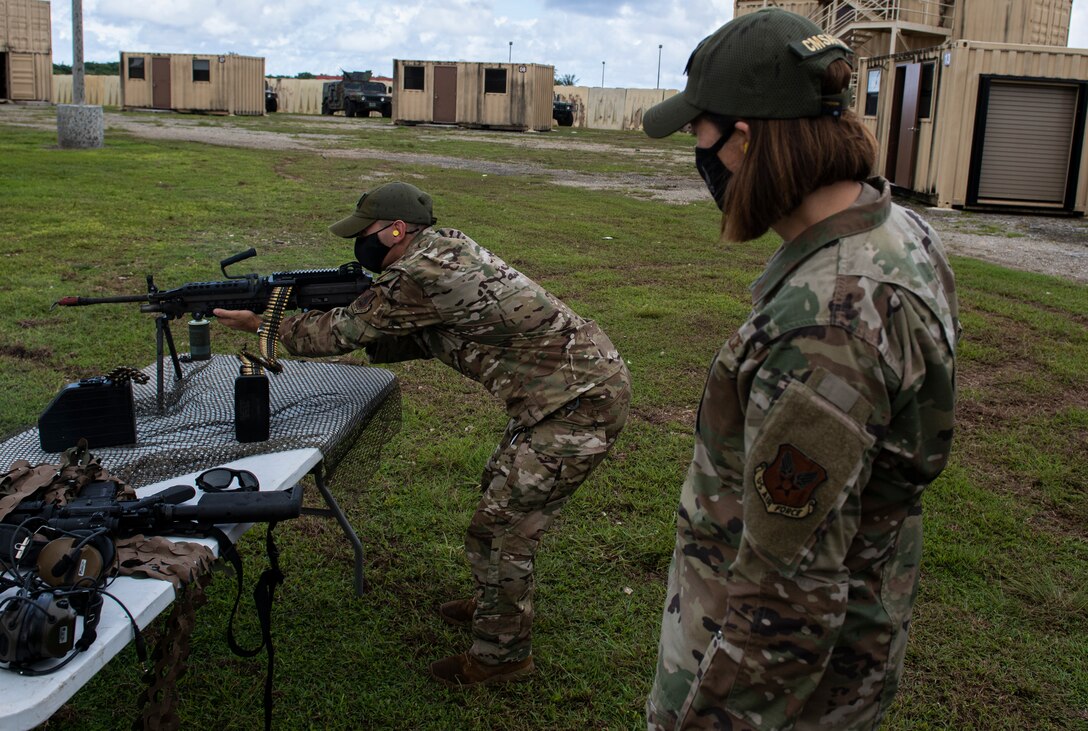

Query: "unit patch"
<box><xmin>753</xmin><ymin>443</ymin><xmax>827</xmax><ymax>518</ymax></box>
<box><xmin>352</xmin><ymin>288</ymin><xmax>378</xmax><ymax>314</ymax></box>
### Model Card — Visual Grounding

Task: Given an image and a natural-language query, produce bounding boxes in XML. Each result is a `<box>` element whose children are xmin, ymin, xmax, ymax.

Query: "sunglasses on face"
<box><xmin>196</xmin><ymin>467</ymin><xmax>260</xmax><ymax>493</ymax></box>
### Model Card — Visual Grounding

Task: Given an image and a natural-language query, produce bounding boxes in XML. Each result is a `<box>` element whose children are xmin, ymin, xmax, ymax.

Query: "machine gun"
<box><xmin>54</xmin><ymin>248</ymin><xmax>372</xmax><ymax>321</ymax></box>
<box><xmin>53</xmin><ymin>248</ymin><xmax>372</xmax><ymax>409</ymax></box>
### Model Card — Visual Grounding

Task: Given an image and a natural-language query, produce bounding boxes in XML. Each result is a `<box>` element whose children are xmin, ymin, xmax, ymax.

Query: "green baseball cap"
<box><xmin>329</xmin><ymin>181</ymin><xmax>437</xmax><ymax>238</ymax></box>
<box><xmin>643</xmin><ymin>8</ymin><xmax>854</xmax><ymax>138</ymax></box>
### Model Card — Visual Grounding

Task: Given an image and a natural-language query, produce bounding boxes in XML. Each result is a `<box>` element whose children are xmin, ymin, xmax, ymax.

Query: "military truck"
<box><xmin>321</xmin><ymin>71</ymin><xmax>392</xmax><ymax>118</ymax></box>
<box><xmin>552</xmin><ymin>96</ymin><xmax>574</xmax><ymax>127</ymax></box>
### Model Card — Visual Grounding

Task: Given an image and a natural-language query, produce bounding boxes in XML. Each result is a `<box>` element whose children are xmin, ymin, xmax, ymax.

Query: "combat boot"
<box><xmin>438</xmin><ymin>597</ymin><xmax>476</xmax><ymax>627</ymax></box>
<box><xmin>429</xmin><ymin>652</ymin><xmax>535</xmax><ymax>688</ymax></box>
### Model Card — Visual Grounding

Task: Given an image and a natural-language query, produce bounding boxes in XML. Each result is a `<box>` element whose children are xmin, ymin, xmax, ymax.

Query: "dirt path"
<box><xmin>5</xmin><ymin>104</ymin><xmax>1086</xmax><ymax>282</ymax></box>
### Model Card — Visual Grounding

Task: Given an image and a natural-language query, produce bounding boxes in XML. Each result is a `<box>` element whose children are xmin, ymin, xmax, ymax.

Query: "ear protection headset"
<box><xmin>35</xmin><ymin>529</ymin><xmax>114</xmax><ymax>589</ymax></box>
<box><xmin>0</xmin><ymin>585</ymin><xmax>109</xmax><ymax>674</ymax></box>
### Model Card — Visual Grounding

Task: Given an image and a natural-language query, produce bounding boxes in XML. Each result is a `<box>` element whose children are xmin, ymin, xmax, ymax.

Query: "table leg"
<box><xmin>300</xmin><ymin>463</ymin><xmax>366</xmax><ymax>597</ymax></box>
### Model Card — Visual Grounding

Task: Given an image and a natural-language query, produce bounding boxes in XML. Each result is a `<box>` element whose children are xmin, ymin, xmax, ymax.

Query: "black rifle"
<box><xmin>53</xmin><ymin>248</ymin><xmax>372</xmax><ymax>409</ymax></box>
<box><xmin>1</xmin><ymin>481</ymin><xmax>302</xmax><ymax>556</ymax></box>
<box><xmin>54</xmin><ymin>248</ymin><xmax>372</xmax><ymax>320</ymax></box>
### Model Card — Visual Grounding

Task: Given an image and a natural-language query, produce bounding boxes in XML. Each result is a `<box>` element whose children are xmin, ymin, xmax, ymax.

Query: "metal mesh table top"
<box><xmin>0</xmin><ymin>356</ymin><xmax>399</xmax><ymax>488</ymax></box>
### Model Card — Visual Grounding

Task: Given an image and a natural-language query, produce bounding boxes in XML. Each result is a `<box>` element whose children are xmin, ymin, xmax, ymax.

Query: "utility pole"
<box><xmin>509</xmin><ymin>41</ymin><xmax>513</xmax><ymax>62</ymax></box>
<box><xmin>57</xmin><ymin>0</ymin><xmax>103</xmax><ymax>148</ymax></box>
<box><xmin>656</xmin><ymin>44</ymin><xmax>662</xmax><ymax>89</ymax></box>
<box><xmin>601</xmin><ymin>61</ymin><xmax>605</xmax><ymax>87</ymax></box>
<box><xmin>72</xmin><ymin>0</ymin><xmax>85</xmax><ymax>105</ymax></box>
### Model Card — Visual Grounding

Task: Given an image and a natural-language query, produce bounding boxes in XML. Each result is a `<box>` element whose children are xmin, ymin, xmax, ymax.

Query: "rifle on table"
<box><xmin>0</xmin><ymin>480</ymin><xmax>303</xmax><ymax>680</ymax></box>
<box><xmin>1</xmin><ymin>480</ymin><xmax>303</xmax><ymax>557</ymax></box>
<box><xmin>53</xmin><ymin>248</ymin><xmax>372</xmax><ymax>409</ymax></box>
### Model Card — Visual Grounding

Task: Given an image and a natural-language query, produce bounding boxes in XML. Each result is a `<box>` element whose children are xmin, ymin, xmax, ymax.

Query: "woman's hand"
<box><xmin>213</xmin><ymin>308</ymin><xmax>262</xmax><ymax>333</ymax></box>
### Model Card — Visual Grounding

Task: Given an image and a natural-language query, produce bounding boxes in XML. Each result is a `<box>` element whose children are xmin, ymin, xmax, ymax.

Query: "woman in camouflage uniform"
<box><xmin>640</xmin><ymin>9</ymin><xmax>959</xmax><ymax>730</ymax></box>
<box><xmin>216</xmin><ymin>181</ymin><xmax>630</xmax><ymax>687</ymax></box>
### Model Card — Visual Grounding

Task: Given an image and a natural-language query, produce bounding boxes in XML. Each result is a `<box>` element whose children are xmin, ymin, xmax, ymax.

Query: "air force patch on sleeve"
<box><xmin>754</xmin><ymin>444</ymin><xmax>828</xmax><ymax>518</ymax></box>
<box><xmin>743</xmin><ymin>371</ymin><xmax>876</xmax><ymax>574</ymax></box>
<box><xmin>350</xmin><ymin>288</ymin><xmax>378</xmax><ymax>315</ymax></box>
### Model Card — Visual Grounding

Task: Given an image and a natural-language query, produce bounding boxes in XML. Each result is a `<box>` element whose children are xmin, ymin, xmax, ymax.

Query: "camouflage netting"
<box><xmin>0</xmin><ymin>355</ymin><xmax>400</xmax><ymax>489</ymax></box>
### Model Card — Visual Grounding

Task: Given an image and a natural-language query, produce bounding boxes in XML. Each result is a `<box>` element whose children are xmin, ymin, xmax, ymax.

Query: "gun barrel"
<box><xmin>54</xmin><ymin>294</ymin><xmax>151</xmax><ymax>307</ymax></box>
<box><xmin>166</xmin><ymin>484</ymin><xmax>303</xmax><ymax>524</ymax></box>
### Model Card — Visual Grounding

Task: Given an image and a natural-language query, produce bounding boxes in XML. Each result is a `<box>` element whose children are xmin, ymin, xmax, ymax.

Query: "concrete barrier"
<box><xmin>56</xmin><ymin>104</ymin><xmax>104</xmax><ymax>148</ymax></box>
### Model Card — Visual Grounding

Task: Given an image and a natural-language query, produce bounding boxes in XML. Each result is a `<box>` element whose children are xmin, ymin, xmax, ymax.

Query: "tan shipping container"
<box><xmin>734</xmin><ymin>1</ymin><xmax>1071</xmax><ymax>56</ymax></box>
<box><xmin>393</xmin><ymin>60</ymin><xmax>554</xmax><ymax>131</ymax></box>
<box><xmin>856</xmin><ymin>40</ymin><xmax>1088</xmax><ymax>214</ymax></box>
<box><xmin>0</xmin><ymin>0</ymin><xmax>51</xmax><ymax>101</ymax></box>
<box><xmin>952</xmin><ymin>0</ymin><xmax>1071</xmax><ymax>47</ymax></box>
<box><xmin>0</xmin><ymin>0</ymin><xmax>50</xmax><ymax>50</ymax></box>
<box><xmin>120</xmin><ymin>52</ymin><xmax>266</xmax><ymax>115</ymax></box>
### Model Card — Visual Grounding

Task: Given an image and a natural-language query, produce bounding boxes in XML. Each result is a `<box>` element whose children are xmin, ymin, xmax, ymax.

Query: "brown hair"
<box><xmin>720</xmin><ymin>60</ymin><xmax>877</xmax><ymax>242</ymax></box>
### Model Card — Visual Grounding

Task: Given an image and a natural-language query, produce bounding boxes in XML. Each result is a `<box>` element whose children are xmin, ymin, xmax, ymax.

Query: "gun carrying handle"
<box><xmin>221</xmin><ymin>248</ymin><xmax>258</xmax><ymax>279</ymax></box>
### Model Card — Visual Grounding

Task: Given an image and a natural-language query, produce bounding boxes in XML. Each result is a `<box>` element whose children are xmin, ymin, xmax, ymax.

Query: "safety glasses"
<box><xmin>196</xmin><ymin>467</ymin><xmax>260</xmax><ymax>493</ymax></box>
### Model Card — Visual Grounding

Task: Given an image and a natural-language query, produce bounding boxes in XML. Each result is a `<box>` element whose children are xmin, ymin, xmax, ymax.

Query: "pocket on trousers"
<box><xmin>530</xmin><ymin>419</ymin><xmax>610</xmax><ymax>458</ymax></box>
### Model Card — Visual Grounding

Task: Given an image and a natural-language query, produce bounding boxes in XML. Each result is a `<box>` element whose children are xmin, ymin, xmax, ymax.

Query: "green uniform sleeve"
<box><xmin>278</xmin><ymin>271</ymin><xmax>442</xmax><ymax>358</ymax></box>
<box><xmin>678</xmin><ymin>328</ymin><xmax>891</xmax><ymax>728</ymax></box>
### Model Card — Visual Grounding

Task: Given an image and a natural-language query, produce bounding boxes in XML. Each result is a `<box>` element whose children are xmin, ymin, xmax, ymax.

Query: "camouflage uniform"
<box><xmin>278</xmin><ymin>226</ymin><xmax>630</xmax><ymax>664</ymax></box>
<box><xmin>647</xmin><ymin>179</ymin><xmax>959</xmax><ymax>730</ymax></box>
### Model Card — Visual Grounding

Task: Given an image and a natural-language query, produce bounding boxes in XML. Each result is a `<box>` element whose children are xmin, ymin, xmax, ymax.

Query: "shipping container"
<box><xmin>857</xmin><ymin>40</ymin><xmax>1088</xmax><ymax>213</ymax></box>
<box><xmin>735</xmin><ymin>1</ymin><xmax>1071</xmax><ymax>57</ymax></box>
<box><xmin>120</xmin><ymin>52</ymin><xmax>266</xmax><ymax>115</ymax></box>
<box><xmin>0</xmin><ymin>0</ymin><xmax>51</xmax><ymax>102</ymax></box>
<box><xmin>392</xmin><ymin>60</ymin><xmax>554</xmax><ymax>131</ymax></box>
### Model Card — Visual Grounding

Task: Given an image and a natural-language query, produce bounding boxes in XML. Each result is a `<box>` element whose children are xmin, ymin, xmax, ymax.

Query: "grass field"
<box><xmin>1</xmin><ymin>110</ymin><xmax>1086</xmax><ymax>730</ymax></box>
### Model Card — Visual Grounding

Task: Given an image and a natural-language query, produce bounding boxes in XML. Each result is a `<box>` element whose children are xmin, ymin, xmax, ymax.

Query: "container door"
<box><xmin>8</xmin><ymin>53</ymin><xmax>36</xmax><ymax>100</ymax></box>
<box><xmin>152</xmin><ymin>57</ymin><xmax>171</xmax><ymax>109</ymax></box>
<box><xmin>433</xmin><ymin>66</ymin><xmax>457</xmax><ymax>123</ymax></box>
<box><xmin>973</xmin><ymin>81</ymin><xmax>1079</xmax><ymax>205</ymax></box>
<box><xmin>889</xmin><ymin>62</ymin><xmax>922</xmax><ymax>189</ymax></box>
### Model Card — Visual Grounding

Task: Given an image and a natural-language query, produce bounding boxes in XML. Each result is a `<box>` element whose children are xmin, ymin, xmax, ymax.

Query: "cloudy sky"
<box><xmin>50</xmin><ymin>1</ymin><xmax>1088</xmax><ymax>89</ymax></box>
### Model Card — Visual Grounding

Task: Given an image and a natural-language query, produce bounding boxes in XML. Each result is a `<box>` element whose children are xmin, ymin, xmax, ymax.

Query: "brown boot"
<box><xmin>429</xmin><ymin>652</ymin><xmax>535</xmax><ymax>688</ymax></box>
<box><xmin>438</xmin><ymin>597</ymin><xmax>476</xmax><ymax>627</ymax></box>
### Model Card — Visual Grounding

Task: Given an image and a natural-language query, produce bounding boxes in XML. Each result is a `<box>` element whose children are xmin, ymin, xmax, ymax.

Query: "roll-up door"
<box><xmin>976</xmin><ymin>81</ymin><xmax>1078</xmax><ymax>204</ymax></box>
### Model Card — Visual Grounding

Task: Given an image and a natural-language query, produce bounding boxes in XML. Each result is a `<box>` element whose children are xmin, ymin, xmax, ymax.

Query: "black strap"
<box><xmin>215</xmin><ymin>522</ymin><xmax>284</xmax><ymax>731</ymax></box>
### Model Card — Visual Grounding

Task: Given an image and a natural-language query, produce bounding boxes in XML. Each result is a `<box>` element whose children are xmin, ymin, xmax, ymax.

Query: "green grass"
<box><xmin>2</xmin><ymin>110</ymin><xmax>1086</xmax><ymax>730</ymax></box>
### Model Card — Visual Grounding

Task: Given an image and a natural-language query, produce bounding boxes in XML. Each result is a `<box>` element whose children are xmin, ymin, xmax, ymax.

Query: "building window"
<box><xmin>918</xmin><ymin>62</ymin><xmax>936</xmax><ymax>119</ymax></box>
<box><xmin>192</xmin><ymin>59</ymin><xmax>210</xmax><ymax>82</ymax></box>
<box><xmin>865</xmin><ymin>68</ymin><xmax>881</xmax><ymax>116</ymax></box>
<box><xmin>484</xmin><ymin>68</ymin><xmax>507</xmax><ymax>94</ymax></box>
<box><xmin>128</xmin><ymin>57</ymin><xmax>145</xmax><ymax>80</ymax></box>
<box><xmin>403</xmin><ymin>66</ymin><xmax>425</xmax><ymax>90</ymax></box>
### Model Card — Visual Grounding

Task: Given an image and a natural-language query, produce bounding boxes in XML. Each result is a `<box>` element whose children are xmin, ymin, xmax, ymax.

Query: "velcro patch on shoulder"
<box><xmin>744</xmin><ymin>376</ymin><xmax>875</xmax><ymax>575</ymax></box>
<box><xmin>349</xmin><ymin>288</ymin><xmax>378</xmax><ymax>315</ymax></box>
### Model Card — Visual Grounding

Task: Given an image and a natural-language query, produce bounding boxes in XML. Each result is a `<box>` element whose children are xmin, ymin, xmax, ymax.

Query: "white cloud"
<box><xmin>51</xmin><ymin>0</ymin><xmax>729</xmax><ymax>88</ymax></box>
<box><xmin>1070</xmin><ymin>4</ymin><xmax>1088</xmax><ymax>48</ymax></box>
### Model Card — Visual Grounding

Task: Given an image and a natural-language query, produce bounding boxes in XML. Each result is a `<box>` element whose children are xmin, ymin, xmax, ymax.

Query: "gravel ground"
<box><xmin>5</xmin><ymin>103</ymin><xmax>1086</xmax><ymax>283</ymax></box>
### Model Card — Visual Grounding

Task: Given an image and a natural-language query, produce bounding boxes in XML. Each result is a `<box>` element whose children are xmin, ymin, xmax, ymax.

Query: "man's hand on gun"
<box><xmin>214</xmin><ymin>308</ymin><xmax>262</xmax><ymax>333</ymax></box>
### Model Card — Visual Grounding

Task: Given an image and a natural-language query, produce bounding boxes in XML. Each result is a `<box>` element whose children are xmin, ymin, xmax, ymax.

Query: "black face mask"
<box><xmin>695</xmin><ymin>133</ymin><xmax>733</xmax><ymax>211</ymax></box>
<box><xmin>354</xmin><ymin>222</ymin><xmax>396</xmax><ymax>272</ymax></box>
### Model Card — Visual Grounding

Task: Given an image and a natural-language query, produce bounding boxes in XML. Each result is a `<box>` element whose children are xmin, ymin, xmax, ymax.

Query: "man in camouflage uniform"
<box><xmin>640</xmin><ymin>10</ymin><xmax>959</xmax><ymax>730</ymax></box>
<box><xmin>215</xmin><ymin>181</ymin><xmax>630</xmax><ymax>687</ymax></box>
